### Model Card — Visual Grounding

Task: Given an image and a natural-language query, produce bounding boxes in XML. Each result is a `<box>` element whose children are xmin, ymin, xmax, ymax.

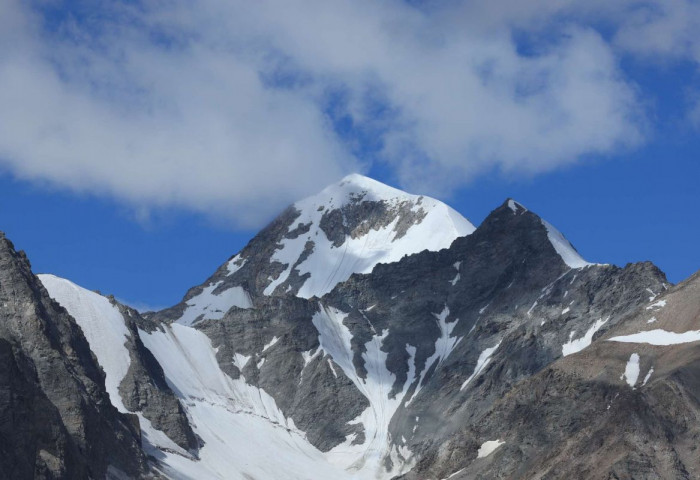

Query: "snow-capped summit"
<box><xmin>157</xmin><ymin>174</ymin><xmax>475</xmax><ymax>326</ymax></box>
<box><xmin>2</xmin><ymin>185</ymin><xmax>686</xmax><ymax>480</ymax></box>
<box><xmin>264</xmin><ymin>173</ymin><xmax>475</xmax><ymax>298</ymax></box>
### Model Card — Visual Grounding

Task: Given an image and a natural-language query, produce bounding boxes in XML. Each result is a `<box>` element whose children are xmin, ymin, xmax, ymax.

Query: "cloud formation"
<box><xmin>0</xmin><ymin>0</ymin><xmax>696</xmax><ymax>226</ymax></box>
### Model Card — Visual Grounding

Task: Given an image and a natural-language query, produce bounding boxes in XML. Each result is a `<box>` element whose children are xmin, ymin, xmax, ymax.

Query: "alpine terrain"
<box><xmin>1</xmin><ymin>174</ymin><xmax>698</xmax><ymax>479</ymax></box>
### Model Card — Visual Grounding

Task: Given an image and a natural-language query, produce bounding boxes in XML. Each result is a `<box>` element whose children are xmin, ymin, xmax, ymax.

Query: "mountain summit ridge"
<box><xmin>152</xmin><ymin>173</ymin><xmax>476</xmax><ymax>326</ymax></box>
<box><xmin>2</xmin><ymin>174</ymin><xmax>696</xmax><ymax>480</ymax></box>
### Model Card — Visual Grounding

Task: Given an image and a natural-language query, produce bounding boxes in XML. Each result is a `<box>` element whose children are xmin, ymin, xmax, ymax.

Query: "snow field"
<box><xmin>263</xmin><ymin>174</ymin><xmax>474</xmax><ymax>299</ymax></box>
<box><xmin>39</xmin><ymin>274</ymin><xmax>132</xmax><ymax>412</ymax></box>
<box><xmin>140</xmin><ymin>323</ymin><xmax>353</xmax><ymax>479</ymax></box>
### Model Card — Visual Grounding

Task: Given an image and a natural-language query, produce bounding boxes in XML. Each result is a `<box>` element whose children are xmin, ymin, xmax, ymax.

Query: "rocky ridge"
<box><xmin>0</xmin><ymin>234</ymin><xmax>154</xmax><ymax>479</ymax></box>
<box><xmin>2</xmin><ymin>174</ymin><xmax>698</xmax><ymax>480</ymax></box>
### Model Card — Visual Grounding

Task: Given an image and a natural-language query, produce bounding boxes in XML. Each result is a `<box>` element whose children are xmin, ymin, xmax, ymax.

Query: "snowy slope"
<box><xmin>311</xmin><ymin>305</ymin><xmax>417</xmax><ymax>478</ymax></box>
<box><xmin>140</xmin><ymin>323</ymin><xmax>353</xmax><ymax>480</ymax></box>
<box><xmin>505</xmin><ymin>198</ymin><xmax>592</xmax><ymax>269</ymax></box>
<box><xmin>38</xmin><ymin>274</ymin><xmax>133</xmax><ymax>412</ymax></box>
<box><xmin>177</xmin><ymin>282</ymin><xmax>252</xmax><ymax>327</ymax></box>
<box><xmin>264</xmin><ymin>173</ymin><xmax>475</xmax><ymax>299</ymax></box>
<box><xmin>541</xmin><ymin>219</ymin><xmax>593</xmax><ymax>269</ymax></box>
<box><xmin>40</xmin><ymin>274</ymin><xmax>351</xmax><ymax>479</ymax></box>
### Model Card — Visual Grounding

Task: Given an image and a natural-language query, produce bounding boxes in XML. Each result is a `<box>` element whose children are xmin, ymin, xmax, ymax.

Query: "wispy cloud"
<box><xmin>0</xmin><ymin>0</ymin><xmax>697</xmax><ymax>226</ymax></box>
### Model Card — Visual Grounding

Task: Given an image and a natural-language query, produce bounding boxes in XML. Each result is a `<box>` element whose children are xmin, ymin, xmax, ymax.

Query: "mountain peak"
<box><xmin>299</xmin><ymin>173</ymin><xmax>431</xmax><ymax>211</ymax></box>
<box><xmin>483</xmin><ymin>199</ymin><xmax>593</xmax><ymax>270</ymax></box>
<box><xmin>155</xmin><ymin>175</ymin><xmax>476</xmax><ymax>324</ymax></box>
<box><xmin>505</xmin><ymin>198</ymin><xmax>528</xmax><ymax>214</ymax></box>
<box><xmin>261</xmin><ymin>174</ymin><xmax>475</xmax><ymax>298</ymax></box>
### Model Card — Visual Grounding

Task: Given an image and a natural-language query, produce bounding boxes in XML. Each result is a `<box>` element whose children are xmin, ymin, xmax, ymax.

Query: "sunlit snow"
<box><xmin>460</xmin><ymin>341</ymin><xmax>501</xmax><ymax>391</ymax></box>
<box><xmin>622</xmin><ymin>353</ymin><xmax>640</xmax><ymax>387</ymax></box>
<box><xmin>608</xmin><ymin>329</ymin><xmax>700</xmax><ymax>345</ymax></box>
<box><xmin>39</xmin><ymin>274</ymin><xmax>132</xmax><ymax>412</ymax></box>
<box><xmin>562</xmin><ymin>317</ymin><xmax>608</xmax><ymax>356</ymax></box>
<box><xmin>542</xmin><ymin>219</ymin><xmax>592</xmax><ymax>269</ymax></box>
<box><xmin>477</xmin><ymin>440</ymin><xmax>505</xmax><ymax>458</ymax></box>
<box><xmin>646</xmin><ymin>300</ymin><xmax>667</xmax><ymax>310</ymax></box>
<box><xmin>176</xmin><ymin>281</ymin><xmax>252</xmax><ymax>326</ymax></box>
<box><xmin>140</xmin><ymin>323</ymin><xmax>353</xmax><ymax>479</ymax></box>
<box><xmin>263</xmin><ymin>174</ymin><xmax>475</xmax><ymax>298</ymax></box>
<box><xmin>312</xmin><ymin>305</ymin><xmax>417</xmax><ymax>479</ymax></box>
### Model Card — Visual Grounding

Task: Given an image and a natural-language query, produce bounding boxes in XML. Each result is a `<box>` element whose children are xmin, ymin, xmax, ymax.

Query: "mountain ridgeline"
<box><xmin>1</xmin><ymin>174</ymin><xmax>699</xmax><ymax>479</ymax></box>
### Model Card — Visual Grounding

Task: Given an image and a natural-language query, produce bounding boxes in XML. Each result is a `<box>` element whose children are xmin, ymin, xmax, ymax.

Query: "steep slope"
<box><xmin>7</xmin><ymin>176</ymin><xmax>684</xmax><ymax>480</ymax></box>
<box><xmin>402</xmin><ymin>269</ymin><xmax>700</xmax><ymax>480</ymax></box>
<box><xmin>38</xmin><ymin>275</ymin><xmax>198</xmax><ymax>453</ymax></box>
<box><xmin>0</xmin><ymin>234</ymin><xmax>152</xmax><ymax>479</ymax></box>
<box><xmin>189</xmin><ymin>199</ymin><xmax>667</xmax><ymax>479</ymax></box>
<box><xmin>152</xmin><ymin>174</ymin><xmax>474</xmax><ymax>326</ymax></box>
<box><xmin>39</xmin><ymin>274</ymin><xmax>355</xmax><ymax>479</ymax></box>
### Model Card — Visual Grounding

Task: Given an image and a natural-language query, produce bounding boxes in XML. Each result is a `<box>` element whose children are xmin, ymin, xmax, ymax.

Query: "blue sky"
<box><xmin>1</xmin><ymin>0</ymin><xmax>699</xmax><ymax>309</ymax></box>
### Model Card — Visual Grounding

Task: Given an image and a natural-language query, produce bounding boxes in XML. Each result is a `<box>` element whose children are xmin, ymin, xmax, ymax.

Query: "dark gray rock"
<box><xmin>196</xmin><ymin>295</ymin><xmax>369</xmax><ymax>451</ymax></box>
<box><xmin>4</xmin><ymin>181</ymin><xmax>691</xmax><ymax>480</ymax></box>
<box><xmin>183</xmin><ymin>198</ymin><xmax>668</xmax><ymax>475</ymax></box>
<box><xmin>113</xmin><ymin>302</ymin><xmax>199</xmax><ymax>452</ymax></box>
<box><xmin>0</xmin><ymin>233</ymin><xmax>155</xmax><ymax>479</ymax></box>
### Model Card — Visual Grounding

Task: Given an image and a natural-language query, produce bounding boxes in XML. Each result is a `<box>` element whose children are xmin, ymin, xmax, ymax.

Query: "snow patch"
<box><xmin>176</xmin><ymin>281</ymin><xmax>252</xmax><ymax>326</ymax></box>
<box><xmin>226</xmin><ymin>255</ymin><xmax>246</xmax><ymax>276</ymax></box>
<box><xmin>623</xmin><ymin>353</ymin><xmax>640</xmax><ymax>387</ymax></box>
<box><xmin>301</xmin><ymin>348</ymin><xmax>321</xmax><ymax>368</ymax></box>
<box><xmin>406</xmin><ymin>306</ymin><xmax>461</xmax><ymax>405</ymax></box>
<box><xmin>542</xmin><ymin>220</ymin><xmax>592</xmax><ymax>269</ymax></box>
<box><xmin>608</xmin><ymin>329</ymin><xmax>700</xmax><ymax>346</ymax></box>
<box><xmin>527</xmin><ymin>301</ymin><xmax>538</xmax><ymax>317</ymax></box>
<box><xmin>477</xmin><ymin>440</ymin><xmax>505</xmax><ymax>458</ymax></box>
<box><xmin>646</xmin><ymin>300</ymin><xmax>667</xmax><ymax>310</ymax></box>
<box><xmin>460</xmin><ymin>341</ymin><xmax>501</xmax><ymax>391</ymax></box>
<box><xmin>507</xmin><ymin>199</ymin><xmax>526</xmax><ymax>214</ymax></box>
<box><xmin>233</xmin><ymin>353</ymin><xmax>251</xmax><ymax>371</ymax></box>
<box><xmin>327</xmin><ymin>359</ymin><xmax>339</xmax><ymax>378</ymax></box>
<box><xmin>263</xmin><ymin>336</ymin><xmax>280</xmax><ymax>351</ymax></box>
<box><xmin>562</xmin><ymin>317</ymin><xmax>608</xmax><ymax>356</ymax></box>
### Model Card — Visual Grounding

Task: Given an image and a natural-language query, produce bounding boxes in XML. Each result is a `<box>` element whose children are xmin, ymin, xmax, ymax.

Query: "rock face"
<box><xmin>151</xmin><ymin>173</ymin><xmax>475</xmax><ymax>326</ymax></box>
<box><xmin>400</xmin><ymin>270</ymin><xmax>700</xmax><ymax>480</ymax></box>
<box><xmin>0</xmin><ymin>234</ymin><xmax>153</xmax><ymax>479</ymax></box>
<box><xmin>186</xmin><ymin>198</ymin><xmax>668</xmax><ymax>479</ymax></box>
<box><xmin>2</xmin><ymin>174</ymin><xmax>698</xmax><ymax>480</ymax></box>
<box><xmin>37</xmin><ymin>275</ymin><xmax>199</xmax><ymax>454</ymax></box>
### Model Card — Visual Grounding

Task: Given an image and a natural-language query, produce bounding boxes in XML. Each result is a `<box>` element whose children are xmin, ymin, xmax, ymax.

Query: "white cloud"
<box><xmin>0</xmin><ymin>0</ymin><xmax>695</xmax><ymax>226</ymax></box>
